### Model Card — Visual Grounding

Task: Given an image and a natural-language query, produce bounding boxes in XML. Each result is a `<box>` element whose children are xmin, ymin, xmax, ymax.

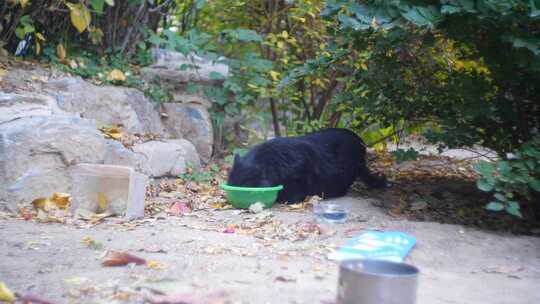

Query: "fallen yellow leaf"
<box><xmin>98</xmin><ymin>192</ymin><xmax>107</xmax><ymax>212</ymax></box>
<box><xmin>108</xmin><ymin>131</ymin><xmax>122</xmax><ymax>139</ymax></box>
<box><xmin>98</xmin><ymin>125</ymin><xmax>123</xmax><ymax>139</ymax></box>
<box><xmin>0</xmin><ymin>281</ymin><xmax>15</xmax><ymax>302</ymax></box>
<box><xmin>210</xmin><ymin>202</ymin><xmax>232</xmax><ymax>210</ymax></box>
<box><xmin>287</xmin><ymin>203</ymin><xmax>305</xmax><ymax>210</ymax></box>
<box><xmin>57</xmin><ymin>44</ymin><xmax>66</xmax><ymax>60</ymax></box>
<box><xmin>32</xmin><ymin>197</ymin><xmax>53</xmax><ymax>211</ymax></box>
<box><xmin>106</xmin><ymin>69</ymin><xmax>126</xmax><ymax>82</ymax></box>
<box><xmin>64</xmin><ymin>276</ymin><xmax>88</xmax><ymax>285</ymax></box>
<box><xmin>146</xmin><ymin>260</ymin><xmax>167</xmax><ymax>270</ymax></box>
<box><xmin>68</xmin><ymin>59</ymin><xmax>78</xmax><ymax>69</ymax></box>
<box><xmin>74</xmin><ymin>209</ymin><xmax>112</xmax><ymax>223</ymax></box>
<box><xmin>50</xmin><ymin>192</ymin><xmax>71</xmax><ymax>210</ymax></box>
<box><xmin>82</xmin><ymin>236</ymin><xmax>103</xmax><ymax>250</ymax></box>
<box><xmin>37</xmin><ymin>212</ymin><xmax>65</xmax><ymax>223</ymax></box>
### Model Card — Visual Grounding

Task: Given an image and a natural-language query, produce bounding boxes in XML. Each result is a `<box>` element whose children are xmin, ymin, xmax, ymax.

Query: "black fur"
<box><xmin>227</xmin><ymin>128</ymin><xmax>386</xmax><ymax>203</ymax></box>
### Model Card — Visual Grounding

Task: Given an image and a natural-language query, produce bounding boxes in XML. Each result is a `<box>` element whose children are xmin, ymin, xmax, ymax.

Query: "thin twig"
<box><xmin>120</xmin><ymin>0</ymin><xmax>146</xmax><ymax>54</ymax></box>
<box><xmin>148</xmin><ymin>0</ymin><xmax>172</xmax><ymax>12</ymax></box>
<box><xmin>455</xmin><ymin>147</ymin><xmax>499</xmax><ymax>161</ymax></box>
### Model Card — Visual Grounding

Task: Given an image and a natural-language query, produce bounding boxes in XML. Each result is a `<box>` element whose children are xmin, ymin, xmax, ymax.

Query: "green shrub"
<box><xmin>474</xmin><ymin>137</ymin><xmax>540</xmax><ymax>217</ymax></box>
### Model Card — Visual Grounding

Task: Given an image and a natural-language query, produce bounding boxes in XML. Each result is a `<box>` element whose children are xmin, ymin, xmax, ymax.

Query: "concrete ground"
<box><xmin>1</xmin><ymin>195</ymin><xmax>539</xmax><ymax>304</ymax></box>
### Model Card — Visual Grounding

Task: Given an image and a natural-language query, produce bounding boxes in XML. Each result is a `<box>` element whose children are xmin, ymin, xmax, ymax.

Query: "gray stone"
<box><xmin>170</xmin><ymin>92</ymin><xmax>212</xmax><ymax>109</ymax></box>
<box><xmin>103</xmin><ymin>140</ymin><xmax>151</xmax><ymax>175</ymax></box>
<box><xmin>161</xmin><ymin>103</ymin><xmax>213</xmax><ymax>162</ymax></box>
<box><xmin>132</xmin><ymin>139</ymin><xmax>200</xmax><ymax>177</ymax></box>
<box><xmin>43</xmin><ymin>77</ymin><xmax>166</xmax><ymax>135</ymax></box>
<box><xmin>0</xmin><ymin>92</ymin><xmax>67</xmax><ymax>124</ymax></box>
<box><xmin>0</xmin><ymin>116</ymin><xmax>108</xmax><ymax>210</ymax></box>
<box><xmin>142</xmin><ymin>48</ymin><xmax>229</xmax><ymax>84</ymax></box>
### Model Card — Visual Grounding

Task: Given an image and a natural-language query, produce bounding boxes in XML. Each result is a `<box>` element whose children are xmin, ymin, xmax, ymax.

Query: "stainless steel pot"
<box><xmin>337</xmin><ymin>259</ymin><xmax>419</xmax><ymax>304</ymax></box>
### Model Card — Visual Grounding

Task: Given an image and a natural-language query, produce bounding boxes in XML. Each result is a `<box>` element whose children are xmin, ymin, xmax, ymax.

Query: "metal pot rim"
<box><xmin>340</xmin><ymin>259</ymin><xmax>420</xmax><ymax>278</ymax></box>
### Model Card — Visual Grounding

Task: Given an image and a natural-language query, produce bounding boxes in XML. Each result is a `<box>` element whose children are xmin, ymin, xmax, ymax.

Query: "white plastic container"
<box><xmin>71</xmin><ymin>164</ymin><xmax>148</xmax><ymax>220</ymax></box>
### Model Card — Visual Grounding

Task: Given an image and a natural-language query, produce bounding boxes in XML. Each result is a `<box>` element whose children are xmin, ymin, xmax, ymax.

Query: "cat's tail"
<box><xmin>358</xmin><ymin>163</ymin><xmax>387</xmax><ymax>188</ymax></box>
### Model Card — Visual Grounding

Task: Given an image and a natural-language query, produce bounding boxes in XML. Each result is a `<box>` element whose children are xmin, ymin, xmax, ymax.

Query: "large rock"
<box><xmin>0</xmin><ymin>116</ymin><xmax>108</xmax><ymax>211</ymax></box>
<box><xmin>104</xmin><ymin>140</ymin><xmax>151</xmax><ymax>175</ymax></box>
<box><xmin>0</xmin><ymin>67</ymin><xmax>63</xmax><ymax>94</ymax></box>
<box><xmin>43</xmin><ymin>77</ymin><xmax>166</xmax><ymax>135</ymax></box>
<box><xmin>161</xmin><ymin>103</ymin><xmax>213</xmax><ymax>162</ymax></box>
<box><xmin>132</xmin><ymin>140</ymin><xmax>200</xmax><ymax>177</ymax></box>
<box><xmin>0</xmin><ymin>92</ymin><xmax>67</xmax><ymax>124</ymax></box>
<box><xmin>142</xmin><ymin>48</ymin><xmax>229</xmax><ymax>85</ymax></box>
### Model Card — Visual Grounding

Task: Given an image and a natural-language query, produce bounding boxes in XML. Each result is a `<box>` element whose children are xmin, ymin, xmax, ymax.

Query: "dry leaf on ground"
<box><xmin>14</xmin><ymin>293</ymin><xmax>57</xmax><ymax>304</ymax></box>
<box><xmin>82</xmin><ymin>236</ymin><xmax>103</xmax><ymax>250</ymax></box>
<box><xmin>102</xmin><ymin>251</ymin><xmax>146</xmax><ymax>267</ymax></box>
<box><xmin>275</xmin><ymin>276</ymin><xmax>296</xmax><ymax>283</ymax></box>
<box><xmin>32</xmin><ymin>197</ymin><xmax>53</xmax><ymax>211</ymax></box>
<box><xmin>146</xmin><ymin>260</ymin><xmax>168</xmax><ymax>270</ymax></box>
<box><xmin>50</xmin><ymin>192</ymin><xmax>71</xmax><ymax>209</ymax></box>
<box><xmin>167</xmin><ymin>201</ymin><xmax>192</xmax><ymax>216</ymax></box>
<box><xmin>107</xmin><ymin>69</ymin><xmax>126</xmax><ymax>82</ymax></box>
<box><xmin>98</xmin><ymin>125</ymin><xmax>123</xmax><ymax>140</ymax></box>
<box><xmin>0</xmin><ymin>281</ymin><xmax>15</xmax><ymax>302</ymax></box>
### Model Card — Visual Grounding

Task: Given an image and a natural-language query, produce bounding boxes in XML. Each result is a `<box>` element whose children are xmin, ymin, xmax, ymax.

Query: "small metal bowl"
<box><xmin>337</xmin><ymin>259</ymin><xmax>419</xmax><ymax>304</ymax></box>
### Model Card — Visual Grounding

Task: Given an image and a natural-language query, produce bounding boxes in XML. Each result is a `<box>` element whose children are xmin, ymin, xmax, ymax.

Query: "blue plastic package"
<box><xmin>328</xmin><ymin>231</ymin><xmax>417</xmax><ymax>262</ymax></box>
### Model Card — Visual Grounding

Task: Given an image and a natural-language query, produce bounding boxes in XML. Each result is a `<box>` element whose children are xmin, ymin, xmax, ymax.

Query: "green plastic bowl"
<box><xmin>220</xmin><ymin>184</ymin><xmax>284</xmax><ymax>209</ymax></box>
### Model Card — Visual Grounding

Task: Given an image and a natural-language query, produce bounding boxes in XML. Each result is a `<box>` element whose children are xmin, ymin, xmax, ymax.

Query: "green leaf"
<box><xmin>529</xmin><ymin>179</ymin><xmax>540</xmax><ymax>192</ymax></box>
<box><xmin>91</xmin><ymin>0</ymin><xmax>105</xmax><ymax>14</ymax></box>
<box><xmin>473</xmin><ymin>161</ymin><xmax>494</xmax><ymax>176</ymax></box>
<box><xmin>148</xmin><ymin>33</ymin><xmax>163</xmax><ymax>46</ymax></box>
<box><xmin>531</xmin><ymin>0</ymin><xmax>540</xmax><ymax>17</ymax></box>
<box><xmin>441</xmin><ymin>5</ymin><xmax>461</xmax><ymax>14</ymax></box>
<box><xmin>209</xmin><ymin>71</ymin><xmax>225</xmax><ymax>80</ymax></box>
<box><xmin>497</xmin><ymin>161</ymin><xmax>511</xmax><ymax>175</ymax></box>
<box><xmin>401</xmin><ymin>6</ymin><xmax>442</xmax><ymax>27</ymax></box>
<box><xmin>494</xmin><ymin>192</ymin><xmax>507</xmax><ymax>202</ymax></box>
<box><xmin>477</xmin><ymin>179</ymin><xmax>494</xmax><ymax>192</ymax></box>
<box><xmin>137</xmin><ymin>41</ymin><xmax>146</xmax><ymax>50</ymax></box>
<box><xmin>485</xmin><ymin>201</ymin><xmax>505</xmax><ymax>211</ymax></box>
<box><xmin>525</xmin><ymin>159</ymin><xmax>536</xmax><ymax>170</ymax></box>
<box><xmin>508</xmin><ymin>36</ymin><xmax>540</xmax><ymax>55</ymax></box>
<box><xmin>505</xmin><ymin>201</ymin><xmax>523</xmax><ymax>218</ymax></box>
<box><xmin>391</xmin><ymin>148</ymin><xmax>419</xmax><ymax>164</ymax></box>
<box><xmin>224</xmin><ymin>29</ymin><xmax>262</xmax><ymax>42</ymax></box>
<box><xmin>23</xmin><ymin>24</ymin><xmax>35</xmax><ymax>34</ymax></box>
<box><xmin>15</xmin><ymin>27</ymin><xmax>25</xmax><ymax>39</ymax></box>
<box><xmin>338</xmin><ymin>14</ymin><xmax>368</xmax><ymax>30</ymax></box>
<box><xmin>195</xmin><ymin>0</ymin><xmax>207</xmax><ymax>9</ymax></box>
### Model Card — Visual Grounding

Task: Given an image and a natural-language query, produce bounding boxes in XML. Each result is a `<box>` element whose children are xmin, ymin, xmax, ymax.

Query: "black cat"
<box><xmin>227</xmin><ymin>128</ymin><xmax>386</xmax><ymax>203</ymax></box>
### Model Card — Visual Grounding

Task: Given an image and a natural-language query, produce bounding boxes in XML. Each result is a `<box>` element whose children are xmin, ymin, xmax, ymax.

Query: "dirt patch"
<box><xmin>1</xmin><ymin>193</ymin><xmax>540</xmax><ymax>304</ymax></box>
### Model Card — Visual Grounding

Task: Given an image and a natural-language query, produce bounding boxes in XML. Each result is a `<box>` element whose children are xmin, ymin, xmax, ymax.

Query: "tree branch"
<box><xmin>120</xmin><ymin>0</ymin><xmax>147</xmax><ymax>54</ymax></box>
